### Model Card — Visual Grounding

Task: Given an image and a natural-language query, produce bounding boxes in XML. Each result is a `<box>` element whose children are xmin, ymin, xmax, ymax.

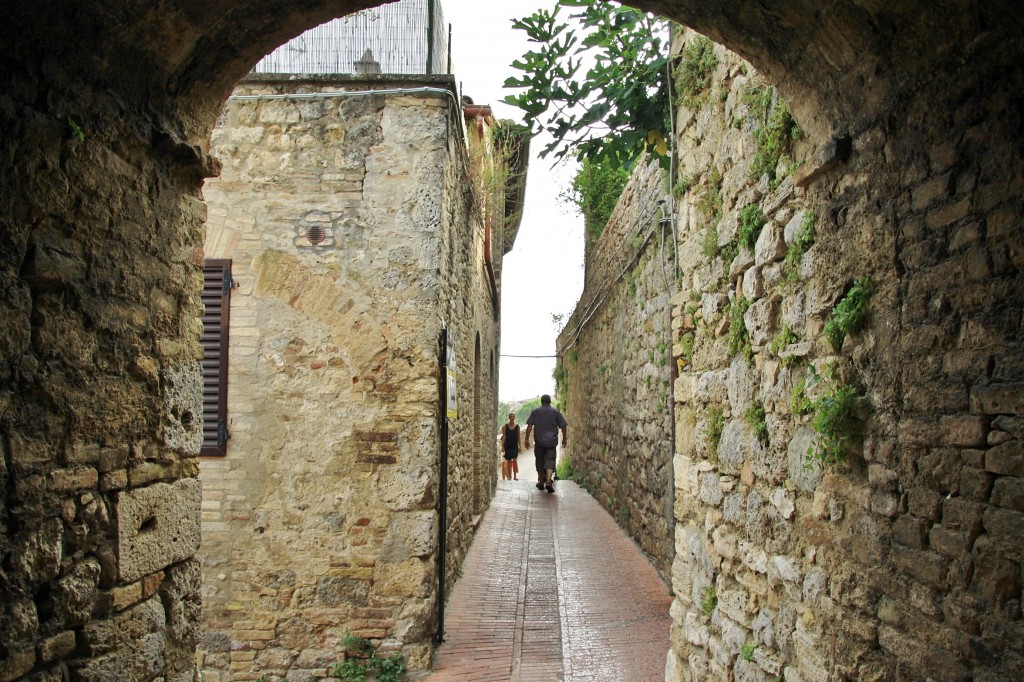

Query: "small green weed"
<box><xmin>790</xmin><ymin>373</ymin><xmax>812</xmax><ymax>415</ymax></box>
<box><xmin>783</xmin><ymin>211</ymin><xmax>815</xmax><ymax>282</ymax></box>
<box><xmin>68</xmin><ymin>116</ymin><xmax>86</xmax><ymax>142</ymax></box>
<box><xmin>700</xmin><ymin>585</ymin><xmax>717</xmax><ymax>616</ymax></box>
<box><xmin>823</xmin><ymin>277</ymin><xmax>872</xmax><ymax>350</ymax></box>
<box><xmin>737</xmin><ymin>203</ymin><xmax>767</xmax><ymax>251</ymax></box>
<box><xmin>695</xmin><ymin>167</ymin><xmax>724</xmax><ymax>226</ymax></box>
<box><xmin>701</xmin><ymin>224</ymin><xmax>720</xmax><ymax>260</ymax></box>
<box><xmin>744</xmin><ymin>402</ymin><xmax>768</xmax><ymax>445</ymax></box>
<box><xmin>805</xmin><ymin>364</ymin><xmax>863</xmax><ymax>469</ymax></box>
<box><xmin>680</xmin><ymin>332</ymin><xmax>695</xmax><ymax>366</ymax></box>
<box><xmin>556</xmin><ymin>457</ymin><xmax>575</xmax><ymax>481</ymax></box>
<box><xmin>741</xmin><ymin>642</ymin><xmax>757</xmax><ymax>662</ymax></box>
<box><xmin>676</xmin><ymin>35</ymin><xmax>718</xmax><ymax>109</ymax></box>
<box><xmin>770</xmin><ymin>325</ymin><xmax>797</xmax><ymax>356</ymax></box>
<box><xmin>742</xmin><ymin>85</ymin><xmax>799</xmax><ymax>186</ymax></box>
<box><xmin>727</xmin><ymin>297</ymin><xmax>752</xmax><ymax>361</ymax></box>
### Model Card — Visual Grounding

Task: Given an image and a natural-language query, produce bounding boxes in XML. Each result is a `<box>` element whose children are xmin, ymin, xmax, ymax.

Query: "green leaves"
<box><xmin>503</xmin><ymin>0</ymin><xmax>671</xmax><ymax>168</ymax></box>
<box><xmin>823</xmin><ymin>277</ymin><xmax>872</xmax><ymax>350</ymax></box>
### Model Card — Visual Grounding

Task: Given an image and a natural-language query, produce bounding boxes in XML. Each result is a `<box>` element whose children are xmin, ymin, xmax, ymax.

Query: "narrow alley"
<box><xmin>426</xmin><ymin>452</ymin><xmax>673</xmax><ymax>681</ymax></box>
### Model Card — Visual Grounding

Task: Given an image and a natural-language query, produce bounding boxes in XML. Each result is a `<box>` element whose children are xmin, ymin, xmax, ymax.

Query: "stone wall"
<box><xmin>663</xmin><ymin>30</ymin><xmax>1023</xmax><ymax>681</ymax></box>
<box><xmin>562</xmin><ymin>27</ymin><xmax>1024</xmax><ymax>681</ymax></box>
<box><xmin>0</xmin><ymin>52</ymin><xmax>209</xmax><ymax>682</ymax></box>
<box><xmin>557</xmin><ymin>161</ymin><xmax>676</xmax><ymax>576</ymax></box>
<box><xmin>198</xmin><ymin>74</ymin><xmax>501</xmax><ymax>679</ymax></box>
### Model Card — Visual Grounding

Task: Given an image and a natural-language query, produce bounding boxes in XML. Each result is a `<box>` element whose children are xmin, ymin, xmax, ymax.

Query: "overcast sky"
<box><xmin>444</xmin><ymin>0</ymin><xmax>585</xmax><ymax>402</ymax></box>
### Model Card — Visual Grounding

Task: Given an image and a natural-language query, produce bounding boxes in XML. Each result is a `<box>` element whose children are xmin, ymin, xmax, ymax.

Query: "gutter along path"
<box><xmin>425</xmin><ymin>451</ymin><xmax>673</xmax><ymax>681</ymax></box>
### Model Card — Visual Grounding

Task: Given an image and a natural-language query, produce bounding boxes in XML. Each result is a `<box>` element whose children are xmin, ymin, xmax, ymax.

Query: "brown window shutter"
<box><xmin>201</xmin><ymin>259</ymin><xmax>232</xmax><ymax>456</ymax></box>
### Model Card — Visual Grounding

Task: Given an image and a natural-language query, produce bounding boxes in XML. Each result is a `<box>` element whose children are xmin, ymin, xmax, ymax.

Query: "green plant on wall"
<box><xmin>790</xmin><ymin>373</ymin><xmax>812</xmax><ymax>415</ymax></box>
<box><xmin>737</xmin><ymin>203</ymin><xmax>767</xmax><ymax>251</ymax></box>
<box><xmin>330</xmin><ymin>646</ymin><xmax>406</xmax><ymax>682</ymax></box>
<box><xmin>770</xmin><ymin>325</ymin><xmax>797</xmax><ymax>356</ymax></box>
<box><xmin>695</xmin><ymin>166</ymin><xmax>724</xmax><ymax>227</ymax></box>
<box><xmin>701</xmin><ymin>585</ymin><xmax>718</xmax><ymax>616</ymax></box>
<box><xmin>705</xmin><ymin>406</ymin><xmax>724</xmax><ymax>460</ymax></box>
<box><xmin>675</xmin><ymin>34</ymin><xmax>718</xmax><ymax>109</ymax></box>
<box><xmin>562</xmin><ymin>153</ymin><xmax>631</xmax><ymax>246</ymax></box>
<box><xmin>727</xmin><ymin>297</ymin><xmax>752</xmax><ymax>361</ymax></box>
<box><xmin>742</xmin><ymin>84</ymin><xmax>801</xmax><ymax>186</ymax></box>
<box><xmin>824</xmin><ymin>277</ymin><xmax>872</xmax><ymax>350</ymax></box>
<box><xmin>741</xmin><ymin>642</ymin><xmax>757</xmax><ymax>662</ymax></box>
<box><xmin>804</xmin><ymin>364</ymin><xmax>864</xmax><ymax>469</ymax></box>
<box><xmin>783</xmin><ymin>210</ymin><xmax>815</xmax><ymax>282</ymax></box>
<box><xmin>680</xmin><ymin>331</ymin><xmax>695</xmax><ymax>367</ymax></box>
<box><xmin>744</xmin><ymin>401</ymin><xmax>769</xmax><ymax>445</ymax></box>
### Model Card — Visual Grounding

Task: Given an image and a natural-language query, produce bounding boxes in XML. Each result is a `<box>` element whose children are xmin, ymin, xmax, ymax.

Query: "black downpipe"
<box><xmin>435</xmin><ymin>326</ymin><xmax>449</xmax><ymax>642</ymax></box>
<box><xmin>426</xmin><ymin>0</ymin><xmax>435</xmax><ymax>75</ymax></box>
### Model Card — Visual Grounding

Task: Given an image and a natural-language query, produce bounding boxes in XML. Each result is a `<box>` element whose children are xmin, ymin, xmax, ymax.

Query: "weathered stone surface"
<box><xmin>115</xmin><ymin>478</ymin><xmax>201</xmax><ymax>582</ymax></box>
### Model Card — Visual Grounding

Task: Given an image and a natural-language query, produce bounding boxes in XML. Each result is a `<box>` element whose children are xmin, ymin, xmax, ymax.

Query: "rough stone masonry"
<box><xmin>0</xmin><ymin>1</ymin><xmax>1022</xmax><ymax>681</ymax></box>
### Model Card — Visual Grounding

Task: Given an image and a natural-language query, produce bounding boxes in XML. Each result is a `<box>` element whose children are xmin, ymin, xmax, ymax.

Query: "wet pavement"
<box><xmin>425</xmin><ymin>452</ymin><xmax>673</xmax><ymax>681</ymax></box>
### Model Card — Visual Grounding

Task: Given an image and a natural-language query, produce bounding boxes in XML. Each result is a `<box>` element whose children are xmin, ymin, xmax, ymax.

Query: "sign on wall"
<box><xmin>446</xmin><ymin>368</ymin><xmax>458</xmax><ymax>419</ymax></box>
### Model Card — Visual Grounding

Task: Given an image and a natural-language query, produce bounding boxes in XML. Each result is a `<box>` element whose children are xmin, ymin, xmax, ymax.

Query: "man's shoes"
<box><xmin>536</xmin><ymin>482</ymin><xmax>545</xmax><ymax>490</ymax></box>
<box><xmin>545</xmin><ymin>481</ymin><xmax>554</xmax><ymax>493</ymax></box>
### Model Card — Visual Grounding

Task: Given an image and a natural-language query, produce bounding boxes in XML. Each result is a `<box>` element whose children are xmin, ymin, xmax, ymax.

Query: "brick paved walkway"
<box><xmin>425</xmin><ymin>452</ymin><xmax>672</xmax><ymax>681</ymax></box>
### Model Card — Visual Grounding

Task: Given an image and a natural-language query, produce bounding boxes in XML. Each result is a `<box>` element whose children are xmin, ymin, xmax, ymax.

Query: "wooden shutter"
<box><xmin>201</xmin><ymin>259</ymin><xmax>232</xmax><ymax>456</ymax></box>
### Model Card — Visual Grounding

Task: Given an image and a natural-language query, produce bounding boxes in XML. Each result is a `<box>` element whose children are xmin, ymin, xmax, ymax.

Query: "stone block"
<box><xmin>11</xmin><ymin>517</ymin><xmax>63</xmax><ymax>585</ymax></box>
<box><xmin>985</xmin><ymin>440</ymin><xmax>1023</xmax><ymax>476</ymax></box>
<box><xmin>990</xmin><ymin>476</ymin><xmax>1024</xmax><ymax>511</ymax></box>
<box><xmin>982</xmin><ymin>508</ymin><xmax>1024</xmax><ymax>561</ymax></box>
<box><xmin>942</xmin><ymin>496</ymin><xmax>984</xmax><ymax>536</ymax></box>
<box><xmin>754</xmin><ymin>220</ymin><xmax>786</xmax><ymax>266</ymax></box>
<box><xmin>38</xmin><ymin>631</ymin><xmax>76</xmax><ymax>662</ymax></box>
<box><xmin>929</xmin><ymin>526</ymin><xmax>970</xmax><ymax>558</ymax></box>
<box><xmin>891</xmin><ymin>549</ymin><xmax>948</xmax><ymax>587</ymax></box>
<box><xmin>993</xmin><ymin>415</ymin><xmax>1024</xmax><ymax>439</ymax></box>
<box><xmin>787</xmin><ymin>427</ymin><xmax>821</xmax><ymax>492</ymax></box>
<box><xmin>743</xmin><ymin>295</ymin><xmax>778</xmax><ymax>348</ymax></box>
<box><xmin>0</xmin><ymin>648</ymin><xmax>36</xmax><ymax>682</ymax></box>
<box><xmin>970</xmin><ymin>384</ymin><xmax>1024</xmax><ymax>415</ymax></box>
<box><xmin>939</xmin><ymin>415</ymin><xmax>988</xmax><ymax>447</ymax></box>
<box><xmin>49</xmin><ymin>466</ymin><xmax>99</xmax><ymax>492</ymax></box>
<box><xmin>892</xmin><ymin>515</ymin><xmax>929</xmax><ymax>550</ymax></box>
<box><xmin>959</xmin><ymin>467</ymin><xmax>993</xmax><ymax>501</ymax></box>
<box><xmin>115</xmin><ymin>478</ymin><xmax>201</xmax><ymax>583</ymax></box>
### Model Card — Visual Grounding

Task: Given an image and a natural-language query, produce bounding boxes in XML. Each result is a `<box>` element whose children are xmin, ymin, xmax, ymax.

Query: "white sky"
<box><xmin>444</xmin><ymin>0</ymin><xmax>585</xmax><ymax>402</ymax></box>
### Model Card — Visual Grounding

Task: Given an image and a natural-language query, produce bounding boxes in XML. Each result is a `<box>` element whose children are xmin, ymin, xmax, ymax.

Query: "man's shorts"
<box><xmin>534</xmin><ymin>445</ymin><xmax>557</xmax><ymax>471</ymax></box>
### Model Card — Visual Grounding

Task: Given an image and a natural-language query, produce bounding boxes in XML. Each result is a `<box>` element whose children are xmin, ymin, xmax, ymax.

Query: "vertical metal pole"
<box><xmin>426</xmin><ymin>0</ymin><xmax>436</xmax><ymax>75</ymax></box>
<box><xmin>447</xmin><ymin>24</ymin><xmax>452</xmax><ymax>74</ymax></box>
<box><xmin>435</xmin><ymin>326</ymin><xmax>449</xmax><ymax>642</ymax></box>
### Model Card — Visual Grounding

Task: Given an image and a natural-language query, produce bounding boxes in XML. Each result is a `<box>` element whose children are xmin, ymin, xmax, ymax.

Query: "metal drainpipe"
<box><xmin>427</xmin><ymin>0</ymin><xmax>435</xmax><ymax>75</ymax></box>
<box><xmin>435</xmin><ymin>325</ymin><xmax>449</xmax><ymax>643</ymax></box>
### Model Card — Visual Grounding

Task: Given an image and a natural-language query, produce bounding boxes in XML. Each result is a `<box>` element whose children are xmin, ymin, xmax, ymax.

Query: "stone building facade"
<box><xmin>197</xmin><ymin>73</ymin><xmax>519</xmax><ymax>678</ymax></box>
<box><xmin>559</xmin><ymin>27</ymin><xmax>1024</xmax><ymax>682</ymax></box>
<box><xmin>0</xmin><ymin>2</ymin><xmax>1022</xmax><ymax>682</ymax></box>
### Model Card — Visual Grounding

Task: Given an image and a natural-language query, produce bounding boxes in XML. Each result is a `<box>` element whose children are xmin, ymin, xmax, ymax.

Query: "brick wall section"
<box><xmin>198</xmin><ymin>75</ymin><xmax>500</xmax><ymax>679</ymax></box>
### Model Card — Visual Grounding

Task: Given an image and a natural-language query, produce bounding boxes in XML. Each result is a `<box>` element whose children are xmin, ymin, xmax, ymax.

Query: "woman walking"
<box><xmin>500</xmin><ymin>412</ymin><xmax>522</xmax><ymax>480</ymax></box>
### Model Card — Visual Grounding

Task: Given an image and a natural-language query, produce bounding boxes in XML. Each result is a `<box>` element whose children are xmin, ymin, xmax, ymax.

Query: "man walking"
<box><xmin>524</xmin><ymin>394</ymin><xmax>567</xmax><ymax>493</ymax></box>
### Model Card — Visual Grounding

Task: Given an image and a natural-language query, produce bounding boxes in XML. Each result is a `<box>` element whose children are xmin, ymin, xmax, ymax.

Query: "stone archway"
<box><xmin>1</xmin><ymin>1</ymin><xmax>1022</xmax><ymax>680</ymax></box>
